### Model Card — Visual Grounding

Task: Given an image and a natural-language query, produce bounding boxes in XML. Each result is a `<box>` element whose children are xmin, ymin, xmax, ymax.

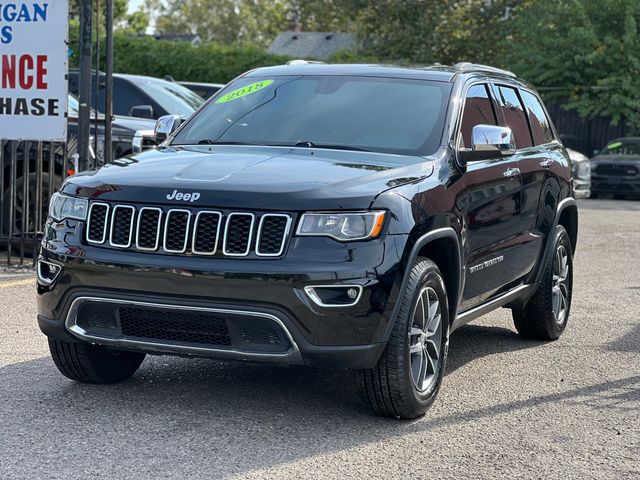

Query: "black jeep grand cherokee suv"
<box><xmin>37</xmin><ymin>63</ymin><xmax>578</xmax><ymax>419</ymax></box>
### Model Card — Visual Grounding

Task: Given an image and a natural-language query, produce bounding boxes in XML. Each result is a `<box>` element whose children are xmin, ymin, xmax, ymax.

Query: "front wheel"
<box><xmin>359</xmin><ymin>258</ymin><xmax>449</xmax><ymax>419</ymax></box>
<box><xmin>512</xmin><ymin>225</ymin><xmax>573</xmax><ymax>340</ymax></box>
<box><xmin>49</xmin><ymin>339</ymin><xmax>145</xmax><ymax>384</ymax></box>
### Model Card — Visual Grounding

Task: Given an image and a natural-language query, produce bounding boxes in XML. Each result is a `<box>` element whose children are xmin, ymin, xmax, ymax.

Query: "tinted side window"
<box><xmin>113</xmin><ymin>82</ymin><xmax>150</xmax><ymax>117</ymax></box>
<box><xmin>495</xmin><ymin>86</ymin><xmax>532</xmax><ymax>149</ymax></box>
<box><xmin>521</xmin><ymin>90</ymin><xmax>554</xmax><ymax>145</ymax></box>
<box><xmin>460</xmin><ymin>84</ymin><xmax>497</xmax><ymax>148</ymax></box>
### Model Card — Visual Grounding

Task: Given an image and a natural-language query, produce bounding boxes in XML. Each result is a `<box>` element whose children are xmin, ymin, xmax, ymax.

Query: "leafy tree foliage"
<box><xmin>146</xmin><ymin>0</ymin><xmax>288</xmax><ymax>46</ymax></box>
<box><xmin>110</xmin><ymin>33</ymin><xmax>289</xmax><ymax>82</ymax></box>
<box><xmin>68</xmin><ymin>0</ymin><xmax>640</xmax><ymax>128</ymax></box>
<box><xmin>504</xmin><ymin>0</ymin><xmax>640</xmax><ymax>128</ymax></box>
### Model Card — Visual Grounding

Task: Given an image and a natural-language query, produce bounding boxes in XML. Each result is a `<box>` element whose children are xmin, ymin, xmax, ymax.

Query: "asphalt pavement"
<box><xmin>0</xmin><ymin>198</ymin><xmax>638</xmax><ymax>479</ymax></box>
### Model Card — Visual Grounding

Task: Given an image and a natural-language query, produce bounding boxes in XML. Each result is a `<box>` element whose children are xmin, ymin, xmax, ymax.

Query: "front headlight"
<box><xmin>296</xmin><ymin>211</ymin><xmax>386</xmax><ymax>241</ymax></box>
<box><xmin>48</xmin><ymin>193</ymin><xmax>89</xmax><ymax>221</ymax></box>
<box><xmin>576</xmin><ymin>161</ymin><xmax>590</xmax><ymax>179</ymax></box>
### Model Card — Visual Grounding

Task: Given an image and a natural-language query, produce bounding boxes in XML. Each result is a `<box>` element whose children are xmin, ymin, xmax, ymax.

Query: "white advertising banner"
<box><xmin>0</xmin><ymin>2</ymin><xmax>68</xmax><ymax>141</ymax></box>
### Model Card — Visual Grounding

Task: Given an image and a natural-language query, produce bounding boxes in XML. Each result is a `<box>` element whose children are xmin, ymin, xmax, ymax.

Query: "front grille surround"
<box><xmin>109</xmin><ymin>205</ymin><xmax>135</xmax><ymax>248</ymax></box>
<box><xmin>163</xmin><ymin>209</ymin><xmax>192</xmax><ymax>254</ymax></box>
<box><xmin>85</xmin><ymin>202</ymin><xmax>291</xmax><ymax>258</ymax></box>
<box><xmin>256</xmin><ymin>214</ymin><xmax>292</xmax><ymax>257</ymax></box>
<box><xmin>86</xmin><ymin>202</ymin><xmax>110</xmax><ymax>244</ymax></box>
<box><xmin>191</xmin><ymin>210</ymin><xmax>222</xmax><ymax>255</ymax></box>
<box><xmin>595</xmin><ymin>164</ymin><xmax>638</xmax><ymax>176</ymax></box>
<box><xmin>135</xmin><ymin>207</ymin><xmax>163</xmax><ymax>251</ymax></box>
<box><xmin>223</xmin><ymin>212</ymin><xmax>255</xmax><ymax>257</ymax></box>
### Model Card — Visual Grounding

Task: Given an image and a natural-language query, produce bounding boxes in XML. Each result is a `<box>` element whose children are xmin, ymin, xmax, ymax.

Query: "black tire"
<box><xmin>589</xmin><ymin>192</ymin><xmax>598</xmax><ymax>199</ymax></box>
<box><xmin>48</xmin><ymin>339</ymin><xmax>145</xmax><ymax>384</ymax></box>
<box><xmin>613</xmin><ymin>194</ymin><xmax>627</xmax><ymax>200</ymax></box>
<box><xmin>359</xmin><ymin>258</ymin><xmax>449</xmax><ymax>419</ymax></box>
<box><xmin>512</xmin><ymin>225</ymin><xmax>573</xmax><ymax>340</ymax></box>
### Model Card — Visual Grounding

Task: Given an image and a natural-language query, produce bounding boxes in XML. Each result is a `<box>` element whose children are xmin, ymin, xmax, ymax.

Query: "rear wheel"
<box><xmin>359</xmin><ymin>258</ymin><xmax>449</xmax><ymax>419</ymax></box>
<box><xmin>48</xmin><ymin>339</ymin><xmax>145</xmax><ymax>384</ymax></box>
<box><xmin>613</xmin><ymin>194</ymin><xmax>627</xmax><ymax>200</ymax></box>
<box><xmin>512</xmin><ymin>225</ymin><xmax>573</xmax><ymax>340</ymax></box>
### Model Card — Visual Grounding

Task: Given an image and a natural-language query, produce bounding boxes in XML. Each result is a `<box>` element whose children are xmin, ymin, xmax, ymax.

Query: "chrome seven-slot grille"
<box><xmin>85</xmin><ymin>202</ymin><xmax>292</xmax><ymax>257</ymax></box>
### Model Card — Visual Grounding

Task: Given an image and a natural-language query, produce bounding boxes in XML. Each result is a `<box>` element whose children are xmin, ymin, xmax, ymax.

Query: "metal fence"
<box><xmin>0</xmin><ymin>140</ymin><xmax>78</xmax><ymax>265</ymax></box>
<box><xmin>545</xmin><ymin>101</ymin><xmax>633</xmax><ymax>156</ymax></box>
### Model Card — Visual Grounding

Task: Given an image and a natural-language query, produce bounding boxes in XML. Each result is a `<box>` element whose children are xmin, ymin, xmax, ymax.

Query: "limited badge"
<box><xmin>215</xmin><ymin>80</ymin><xmax>274</xmax><ymax>104</ymax></box>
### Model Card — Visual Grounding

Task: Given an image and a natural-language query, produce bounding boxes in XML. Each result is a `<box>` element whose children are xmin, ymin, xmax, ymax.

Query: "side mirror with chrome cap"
<box><xmin>459</xmin><ymin>125</ymin><xmax>516</xmax><ymax>164</ymax></box>
<box><xmin>154</xmin><ymin>115</ymin><xmax>183</xmax><ymax>144</ymax></box>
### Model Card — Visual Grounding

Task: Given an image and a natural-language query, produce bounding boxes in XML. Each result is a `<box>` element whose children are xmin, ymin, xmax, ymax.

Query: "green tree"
<box><xmin>148</xmin><ymin>0</ymin><xmax>287</xmax><ymax>46</ymax></box>
<box><xmin>352</xmin><ymin>0</ymin><xmax>512</xmax><ymax>65</ymax></box>
<box><xmin>504</xmin><ymin>0</ymin><xmax>640</xmax><ymax>128</ymax></box>
<box><xmin>122</xmin><ymin>8</ymin><xmax>150</xmax><ymax>34</ymax></box>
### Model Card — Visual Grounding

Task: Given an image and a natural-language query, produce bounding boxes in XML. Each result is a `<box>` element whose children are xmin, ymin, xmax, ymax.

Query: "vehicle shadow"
<box><xmin>1</xmin><ymin>324</ymin><xmax>637</xmax><ymax>478</ymax></box>
<box><xmin>446</xmin><ymin>323</ymin><xmax>544</xmax><ymax>374</ymax></box>
<box><xmin>607</xmin><ymin>323</ymin><xmax>640</xmax><ymax>354</ymax></box>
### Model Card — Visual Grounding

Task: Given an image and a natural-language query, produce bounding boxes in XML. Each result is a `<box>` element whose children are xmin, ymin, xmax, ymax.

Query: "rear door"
<box><xmin>458</xmin><ymin>83</ymin><xmax>524</xmax><ymax>310</ymax></box>
<box><xmin>494</xmin><ymin>86</ymin><xmax>563</xmax><ymax>277</ymax></box>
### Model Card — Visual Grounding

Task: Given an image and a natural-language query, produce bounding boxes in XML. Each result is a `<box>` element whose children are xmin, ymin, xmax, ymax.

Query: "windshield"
<box><xmin>601</xmin><ymin>140</ymin><xmax>640</xmax><ymax>157</ymax></box>
<box><xmin>133</xmin><ymin>77</ymin><xmax>204</xmax><ymax>116</ymax></box>
<box><xmin>172</xmin><ymin>75</ymin><xmax>451</xmax><ymax>156</ymax></box>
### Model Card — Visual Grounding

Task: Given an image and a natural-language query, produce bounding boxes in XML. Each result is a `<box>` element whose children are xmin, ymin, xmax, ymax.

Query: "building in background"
<box><xmin>268</xmin><ymin>31</ymin><xmax>356</xmax><ymax>61</ymax></box>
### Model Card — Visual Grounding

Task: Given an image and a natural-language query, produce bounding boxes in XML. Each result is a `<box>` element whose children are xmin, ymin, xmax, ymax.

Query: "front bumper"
<box><xmin>38</xmin><ymin>224</ymin><xmax>407</xmax><ymax>369</ymax></box>
<box><xmin>573</xmin><ymin>178</ymin><xmax>590</xmax><ymax>198</ymax></box>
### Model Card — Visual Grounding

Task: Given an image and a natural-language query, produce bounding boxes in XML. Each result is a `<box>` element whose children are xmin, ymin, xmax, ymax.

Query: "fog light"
<box><xmin>304</xmin><ymin>285</ymin><xmax>363</xmax><ymax>308</ymax></box>
<box><xmin>37</xmin><ymin>259</ymin><xmax>61</xmax><ymax>286</ymax></box>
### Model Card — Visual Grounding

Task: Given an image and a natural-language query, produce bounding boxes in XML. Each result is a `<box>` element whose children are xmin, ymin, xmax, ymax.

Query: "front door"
<box><xmin>457</xmin><ymin>83</ymin><xmax>524</xmax><ymax>311</ymax></box>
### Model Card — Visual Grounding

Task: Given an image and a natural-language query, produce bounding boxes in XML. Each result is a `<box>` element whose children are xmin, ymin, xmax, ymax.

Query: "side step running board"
<box><xmin>452</xmin><ymin>284</ymin><xmax>536</xmax><ymax>332</ymax></box>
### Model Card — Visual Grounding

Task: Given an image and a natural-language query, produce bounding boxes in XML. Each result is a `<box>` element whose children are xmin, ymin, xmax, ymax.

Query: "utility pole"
<box><xmin>78</xmin><ymin>0</ymin><xmax>93</xmax><ymax>172</ymax></box>
<box><xmin>105</xmin><ymin>0</ymin><xmax>114</xmax><ymax>164</ymax></box>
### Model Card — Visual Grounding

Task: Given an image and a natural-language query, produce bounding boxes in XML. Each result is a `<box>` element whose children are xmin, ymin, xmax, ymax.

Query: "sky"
<box><xmin>128</xmin><ymin>0</ymin><xmax>144</xmax><ymax>13</ymax></box>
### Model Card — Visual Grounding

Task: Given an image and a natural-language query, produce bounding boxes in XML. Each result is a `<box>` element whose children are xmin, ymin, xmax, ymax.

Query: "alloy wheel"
<box><xmin>552</xmin><ymin>245</ymin><xmax>570</xmax><ymax>324</ymax></box>
<box><xmin>408</xmin><ymin>286</ymin><xmax>443</xmax><ymax>392</ymax></box>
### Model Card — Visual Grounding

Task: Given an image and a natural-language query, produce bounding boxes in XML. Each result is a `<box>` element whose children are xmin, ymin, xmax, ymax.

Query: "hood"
<box><xmin>62</xmin><ymin>145</ymin><xmax>433</xmax><ymax>210</ymax></box>
<box><xmin>112</xmin><ymin>115</ymin><xmax>157</xmax><ymax>133</ymax></box>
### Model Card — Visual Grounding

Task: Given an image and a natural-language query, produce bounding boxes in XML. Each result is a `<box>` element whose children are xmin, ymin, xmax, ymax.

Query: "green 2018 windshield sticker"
<box><xmin>215</xmin><ymin>80</ymin><xmax>274</xmax><ymax>104</ymax></box>
<box><xmin>607</xmin><ymin>141</ymin><xmax>622</xmax><ymax>149</ymax></box>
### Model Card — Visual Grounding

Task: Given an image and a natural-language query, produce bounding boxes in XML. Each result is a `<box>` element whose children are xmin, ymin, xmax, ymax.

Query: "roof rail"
<box><xmin>285</xmin><ymin>59</ymin><xmax>326</xmax><ymax>65</ymax></box>
<box><xmin>454</xmin><ymin>62</ymin><xmax>516</xmax><ymax>78</ymax></box>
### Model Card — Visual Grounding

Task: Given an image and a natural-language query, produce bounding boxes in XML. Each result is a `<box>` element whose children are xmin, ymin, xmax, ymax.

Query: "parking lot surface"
<box><xmin>0</xmin><ymin>199</ymin><xmax>638</xmax><ymax>479</ymax></box>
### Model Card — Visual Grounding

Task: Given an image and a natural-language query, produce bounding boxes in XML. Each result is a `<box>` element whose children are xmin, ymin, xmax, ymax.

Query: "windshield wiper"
<box><xmin>191</xmin><ymin>140</ymin><xmax>374</xmax><ymax>152</ymax></box>
<box><xmin>286</xmin><ymin>141</ymin><xmax>373</xmax><ymax>152</ymax></box>
<box><xmin>195</xmin><ymin>140</ymin><xmax>258</xmax><ymax>146</ymax></box>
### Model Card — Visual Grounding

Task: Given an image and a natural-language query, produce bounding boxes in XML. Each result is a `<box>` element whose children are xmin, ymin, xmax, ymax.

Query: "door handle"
<box><xmin>503</xmin><ymin>167</ymin><xmax>520</xmax><ymax>178</ymax></box>
<box><xmin>540</xmin><ymin>159</ymin><xmax>553</xmax><ymax>168</ymax></box>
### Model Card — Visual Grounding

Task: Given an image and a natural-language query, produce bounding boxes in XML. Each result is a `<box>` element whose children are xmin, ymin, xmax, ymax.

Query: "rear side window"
<box><xmin>521</xmin><ymin>90</ymin><xmax>555</xmax><ymax>145</ymax></box>
<box><xmin>495</xmin><ymin>86</ymin><xmax>532</xmax><ymax>149</ymax></box>
<box><xmin>113</xmin><ymin>82</ymin><xmax>151</xmax><ymax>117</ymax></box>
<box><xmin>460</xmin><ymin>84</ymin><xmax>497</xmax><ymax>148</ymax></box>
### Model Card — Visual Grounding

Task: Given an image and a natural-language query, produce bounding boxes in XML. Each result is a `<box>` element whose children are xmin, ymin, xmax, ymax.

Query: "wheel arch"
<box><xmin>415</xmin><ymin>232</ymin><xmax>462</xmax><ymax>322</ymax></box>
<box><xmin>383</xmin><ymin>227</ymin><xmax>463</xmax><ymax>343</ymax></box>
<box><xmin>558</xmin><ymin>202</ymin><xmax>578</xmax><ymax>254</ymax></box>
<box><xmin>534</xmin><ymin>197</ymin><xmax>578</xmax><ymax>285</ymax></box>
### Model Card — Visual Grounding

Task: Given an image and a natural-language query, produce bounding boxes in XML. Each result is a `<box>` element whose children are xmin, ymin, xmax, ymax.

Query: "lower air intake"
<box><xmin>119</xmin><ymin>306</ymin><xmax>232</xmax><ymax>347</ymax></box>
